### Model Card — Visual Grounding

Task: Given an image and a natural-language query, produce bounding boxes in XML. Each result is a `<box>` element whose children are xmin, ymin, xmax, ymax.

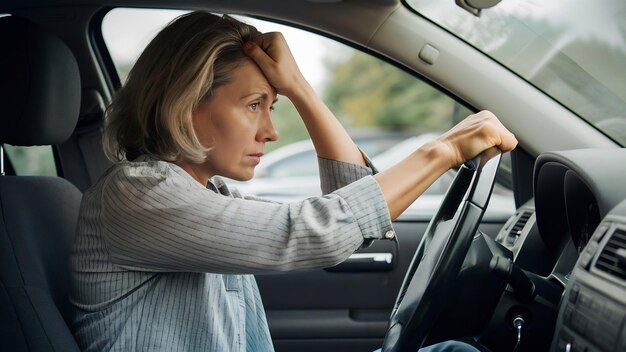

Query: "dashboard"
<box><xmin>492</xmin><ymin>149</ymin><xmax>626</xmax><ymax>351</ymax></box>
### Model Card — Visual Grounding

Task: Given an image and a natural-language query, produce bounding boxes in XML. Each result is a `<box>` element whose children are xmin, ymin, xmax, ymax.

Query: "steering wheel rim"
<box><xmin>382</xmin><ymin>150</ymin><xmax>502</xmax><ymax>352</ymax></box>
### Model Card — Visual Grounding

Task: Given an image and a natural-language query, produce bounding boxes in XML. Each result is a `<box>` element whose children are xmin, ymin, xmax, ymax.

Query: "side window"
<box><xmin>102</xmin><ymin>8</ymin><xmax>189</xmax><ymax>83</ymax></box>
<box><xmin>101</xmin><ymin>8</ymin><xmax>469</xmax><ymax>151</ymax></box>
<box><xmin>265</xmin><ymin>150</ymin><xmax>319</xmax><ymax>178</ymax></box>
<box><xmin>101</xmin><ymin>8</ymin><xmax>513</xmax><ymax>207</ymax></box>
<box><xmin>3</xmin><ymin>145</ymin><xmax>57</xmax><ymax>176</ymax></box>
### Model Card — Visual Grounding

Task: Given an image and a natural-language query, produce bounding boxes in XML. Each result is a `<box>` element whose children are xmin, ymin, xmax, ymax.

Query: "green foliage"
<box><xmin>323</xmin><ymin>51</ymin><xmax>462</xmax><ymax>131</ymax></box>
<box><xmin>268</xmin><ymin>51</ymin><xmax>473</xmax><ymax>152</ymax></box>
<box><xmin>267</xmin><ymin>98</ymin><xmax>309</xmax><ymax>152</ymax></box>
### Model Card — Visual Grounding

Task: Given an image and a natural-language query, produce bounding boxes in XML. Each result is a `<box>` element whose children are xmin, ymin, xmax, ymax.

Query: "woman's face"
<box><xmin>192</xmin><ymin>59</ymin><xmax>279</xmax><ymax>181</ymax></box>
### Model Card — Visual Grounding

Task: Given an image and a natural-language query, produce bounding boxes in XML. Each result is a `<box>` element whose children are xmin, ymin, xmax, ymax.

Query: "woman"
<box><xmin>70</xmin><ymin>11</ymin><xmax>516</xmax><ymax>352</ymax></box>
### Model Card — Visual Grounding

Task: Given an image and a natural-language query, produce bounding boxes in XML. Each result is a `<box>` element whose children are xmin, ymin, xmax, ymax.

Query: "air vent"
<box><xmin>505</xmin><ymin>211</ymin><xmax>532</xmax><ymax>246</ymax></box>
<box><xmin>596</xmin><ymin>228</ymin><xmax>626</xmax><ymax>281</ymax></box>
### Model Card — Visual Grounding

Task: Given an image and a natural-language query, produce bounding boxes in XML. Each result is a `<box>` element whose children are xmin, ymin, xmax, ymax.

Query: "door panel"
<box><xmin>257</xmin><ymin>220</ymin><xmax>507</xmax><ymax>351</ymax></box>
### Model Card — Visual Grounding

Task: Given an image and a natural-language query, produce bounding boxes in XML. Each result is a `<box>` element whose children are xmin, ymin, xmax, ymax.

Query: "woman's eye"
<box><xmin>249</xmin><ymin>103</ymin><xmax>259</xmax><ymax>111</ymax></box>
<box><xmin>270</xmin><ymin>105</ymin><xmax>275</xmax><ymax>112</ymax></box>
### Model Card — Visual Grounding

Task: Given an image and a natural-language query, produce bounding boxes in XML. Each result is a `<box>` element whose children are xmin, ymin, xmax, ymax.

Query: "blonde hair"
<box><xmin>103</xmin><ymin>12</ymin><xmax>261</xmax><ymax>162</ymax></box>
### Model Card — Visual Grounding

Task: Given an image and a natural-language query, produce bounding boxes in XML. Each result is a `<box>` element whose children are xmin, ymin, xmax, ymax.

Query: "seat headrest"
<box><xmin>0</xmin><ymin>16</ymin><xmax>81</xmax><ymax>146</ymax></box>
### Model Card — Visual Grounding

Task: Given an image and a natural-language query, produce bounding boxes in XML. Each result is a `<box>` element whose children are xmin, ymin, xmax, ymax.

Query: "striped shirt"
<box><xmin>69</xmin><ymin>155</ymin><xmax>393</xmax><ymax>351</ymax></box>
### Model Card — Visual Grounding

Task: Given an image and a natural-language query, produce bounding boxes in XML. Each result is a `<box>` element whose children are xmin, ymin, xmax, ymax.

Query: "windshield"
<box><xmin>406</xmin><ymin>0</ymin><xmax>626</xmax><ymax>146</ymax></box>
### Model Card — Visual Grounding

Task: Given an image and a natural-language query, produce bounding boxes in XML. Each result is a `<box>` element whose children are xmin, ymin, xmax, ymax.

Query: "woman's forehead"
<box><xmin>219</xmin><ymin>60</ymin><xmax>276</xmax><ymax>99</ymax></box>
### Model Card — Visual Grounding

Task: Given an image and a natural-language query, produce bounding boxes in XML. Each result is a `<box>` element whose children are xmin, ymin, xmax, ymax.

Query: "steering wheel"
<box><xmin>382</xmin><ymin>150</ymin><xmax>502</xmax><ymax>352</ymax></box>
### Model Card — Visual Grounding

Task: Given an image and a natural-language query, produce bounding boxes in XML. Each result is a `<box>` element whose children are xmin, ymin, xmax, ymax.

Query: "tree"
<box><xmin>266</xmin><ymin>98</ymin><xmax>309</xmax><ymax>152</ymax></box>
<box><xmin>323</xmin><ymin>51</ymin><xmax>463</xmax><ymax>131</ymax></box>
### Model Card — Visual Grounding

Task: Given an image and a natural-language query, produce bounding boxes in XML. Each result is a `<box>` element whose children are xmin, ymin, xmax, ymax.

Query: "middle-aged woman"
<box><xmin>70</xmin><ymin>11</ymin><xmax>517</xmax><ymax>352</ymax></box>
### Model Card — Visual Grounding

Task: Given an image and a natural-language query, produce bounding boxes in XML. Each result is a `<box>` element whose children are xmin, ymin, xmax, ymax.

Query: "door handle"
<box><xmin>325</xmin><ymin>253</ymin><xmax>394</xmax><ymax>272</ymax></box>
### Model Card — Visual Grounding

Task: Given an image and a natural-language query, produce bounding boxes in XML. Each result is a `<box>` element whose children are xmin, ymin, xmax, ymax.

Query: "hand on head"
<box><xmin>242</xmin><ymin>33</ymin><xmax>517</xmax><ymax>172</ymax></box>
<box><xmin>242</xmin><ymin>32</ymin><xmax>307</xmax><ymax>97</ymax></box>
<box><xmin>437</xmin><ymin>110</ymin><xmax>518</xmax><ymax>168</ymax></box>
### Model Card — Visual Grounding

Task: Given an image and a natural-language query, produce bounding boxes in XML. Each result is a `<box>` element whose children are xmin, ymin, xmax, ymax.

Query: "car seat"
<box><xmin>0</xmin><ymin>15</ymin><xmax>82</xmax><ymax>351</ymax></box>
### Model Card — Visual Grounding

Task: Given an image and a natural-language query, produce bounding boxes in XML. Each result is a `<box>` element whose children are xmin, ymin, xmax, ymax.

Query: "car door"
<box><xmin>97</xmin><ymin>8</ymin><xmax>515</xmax><ymax>351</ymax></box>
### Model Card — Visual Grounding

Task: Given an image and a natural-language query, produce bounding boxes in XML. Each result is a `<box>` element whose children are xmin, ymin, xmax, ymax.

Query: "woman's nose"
<box><xmin>257</xmin><ymin>112</ymin><xmax>279</xmax><ymax>142</ymax></box>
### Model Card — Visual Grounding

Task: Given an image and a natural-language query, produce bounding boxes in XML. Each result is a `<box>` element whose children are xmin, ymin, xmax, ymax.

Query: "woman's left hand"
<box><xmin>243</xmin><ymin>32</ymin><xmax>307</xmax><ymax>97</ymax></box>
<box><xmin>245</xmin><ymin>32</ymin><xmax>369</xmax><ymax>167</ymax></box>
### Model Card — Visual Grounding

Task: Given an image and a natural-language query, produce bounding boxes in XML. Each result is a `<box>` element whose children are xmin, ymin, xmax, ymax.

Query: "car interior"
<box><xmin>0</xmin><ymin>0</ymin><xmax>625</xmax><ymax>352</ymax></box>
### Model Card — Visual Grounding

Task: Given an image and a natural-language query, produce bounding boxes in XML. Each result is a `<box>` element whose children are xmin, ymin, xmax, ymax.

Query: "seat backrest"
<box><xmin>0</xmin><ymin>16</ymin><xmax>82</xmax><ymax>351</ymax></box>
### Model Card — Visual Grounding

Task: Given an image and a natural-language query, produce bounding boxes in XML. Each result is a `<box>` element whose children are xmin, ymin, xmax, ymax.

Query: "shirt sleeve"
<box><xmin>318</xmin><ymin>149</ymin><xmax>379</xmax><ymax>194</ymax></box>
<box><xmin>99</xmin><ymin>162</ymin><xmax>393</xmax><ymax>274</ymax></box>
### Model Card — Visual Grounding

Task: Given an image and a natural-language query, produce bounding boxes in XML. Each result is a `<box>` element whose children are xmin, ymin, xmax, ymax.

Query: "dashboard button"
<box><xmin>594</xmin><ymin>325</ymin><xmax>617</xmax><ymax>351</ymax></box>
<box><xmin>590</xmin><ymin>298</ymin><xmax>604</xmax><ymax>312</ymax></box>
<box><xmin>592</xmin><ymin>225</ymin><xmax>609</xmax><ymax>242</ymax></box>
<box><xmin>569</xmin><ymin>285</ymin><xmax>580</xmax><ymax>304</ymax></box>
<box><xmin>579</xmin><ymin>252</ymin><xmax>593</xmax><ymax>269</ymax></box>
<box><xmin>578</xmin><ymin>292</ymin><xmax>593</xmax><ymax>309</ymax></box>
<box><xmin>564</xmin><ymin>305</ymin><xmax>574</xmax><ymax>323</ymax></box>
<box><xmin>571</xmin><ymin>312</ymin><xmax>588</xmax><ymax>334</ymax></box>
<box><xmin>603</xmin><ymin>303</ymin><xmax>625</xmax><ymax>326</ymax></box>
<box><xmin>586</xmin><ymin>321</ymin><xmax>597</xmax><ymax>337</ymax></box>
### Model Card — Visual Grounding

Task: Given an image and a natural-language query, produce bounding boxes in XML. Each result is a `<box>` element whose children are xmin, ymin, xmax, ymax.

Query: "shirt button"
<box><xmin>384</xmin><ymin>230</ymin><xmax>396</xmax><ymax>239</ymax></box>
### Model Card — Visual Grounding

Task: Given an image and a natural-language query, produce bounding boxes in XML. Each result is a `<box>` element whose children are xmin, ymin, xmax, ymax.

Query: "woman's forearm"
<box><xmin>374</xmin><ymin>110</ymin><xmax>518</xmax><ymax>220</ymax></box>
<box><xmin>285</xmin><ymin>79</ymin><xmax>367</xmax><ymax>167</ymax></box>
<box><xmin>243</xmin><ymin>36</ymin><xmax>517</xmax><ymax>218</ymax></box>
<box><xmin>374</xmin><ymin>140</ymin><xmax>452</xmax><ymax>220</ymax></box>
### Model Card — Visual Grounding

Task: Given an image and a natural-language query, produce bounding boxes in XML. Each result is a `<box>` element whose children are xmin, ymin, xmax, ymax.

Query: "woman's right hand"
<box><xmin>436</xmin><ymin>110</ymin><xmax>517</xmax><ymax>168</ymax></box>
<box><xmin>375</xmin><ymin>110</ymin><xmax>517</xmax><ymax>220</ymax></box>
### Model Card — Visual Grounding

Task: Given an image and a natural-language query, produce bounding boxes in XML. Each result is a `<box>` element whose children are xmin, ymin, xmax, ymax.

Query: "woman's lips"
<box><xmin>248</xmin><ymin>153</ymin><xmax>264</xmax><ymax>164</ymax></box>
